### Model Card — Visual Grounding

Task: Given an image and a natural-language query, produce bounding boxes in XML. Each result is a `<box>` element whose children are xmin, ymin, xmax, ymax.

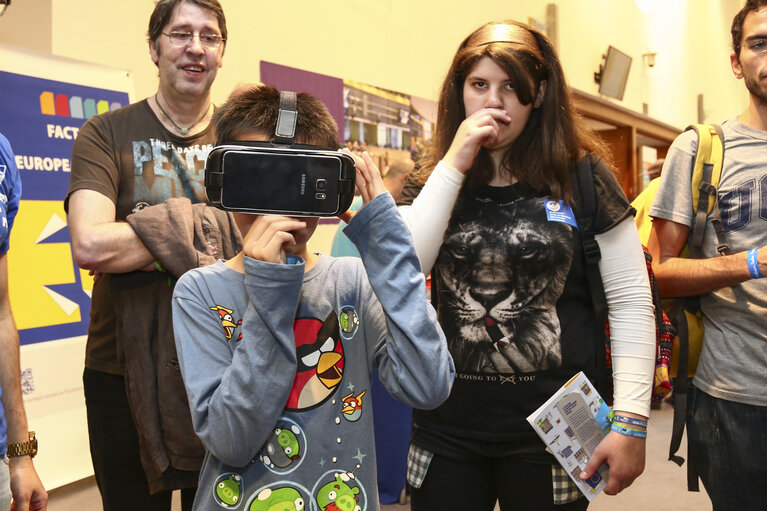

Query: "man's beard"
<box><xmin>744</xmin><ymin>71</ymin><xmax>767</xmax><ymax>104</ymax></box>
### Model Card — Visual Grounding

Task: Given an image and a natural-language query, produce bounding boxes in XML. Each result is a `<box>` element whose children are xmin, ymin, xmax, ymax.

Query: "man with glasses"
<box><xmin>65</xmin><ymin>1</ymin><xmax>227</xmax><ymax>509</ymax></box>
<box><xmin>648</xmin><ymin>0</ymin><xmax>767</xmax><ymax>508</ymax></box>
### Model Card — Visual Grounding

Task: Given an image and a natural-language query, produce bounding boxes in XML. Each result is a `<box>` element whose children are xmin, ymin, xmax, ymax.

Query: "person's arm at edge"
<box><xmin>601</xmin><ymin>218</ymin><xmax>655</xmax><ymax>417</ymax></box>
<box><xmin>67</xmin><ymin>189</ymin><xmax>155</xmax><ymax>274</ymax></box>
<box><xmin>581</xmin><ymin>217</ymin><xmax>655</xmax><ymax>495</ymax></box>
<box><xmin>0</xmin><ymin>254</ymin><xmax>47</xmax><ymax>511</ymax></box>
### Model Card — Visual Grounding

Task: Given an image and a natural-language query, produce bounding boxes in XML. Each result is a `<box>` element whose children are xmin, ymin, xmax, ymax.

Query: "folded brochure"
<box><xmin>526</xmin><ymin>371</ymin><xmax>612</xmax><ymax>501</ymax></box>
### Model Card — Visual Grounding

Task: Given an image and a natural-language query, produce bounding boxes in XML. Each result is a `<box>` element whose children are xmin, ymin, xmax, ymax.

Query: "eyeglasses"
<box><xmin>162</xmin><ymin>31</ymin><xmax>225</xmax><ymax>48</ymax></box>
<box><xmin>742</xmin><ymin>38</ymin><xmax>767</xmax><ymax>55</ymax></box>
<box><xmin>0</xmin><ymin>0</ymin><xmax>11</xmax><ymax>18</ymax></box>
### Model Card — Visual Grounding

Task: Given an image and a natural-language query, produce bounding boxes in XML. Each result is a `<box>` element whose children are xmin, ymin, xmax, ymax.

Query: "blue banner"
<box><xmin>0</xmin><ymin>70</ymin><xmax>129</xmax><ymax>345</ymax></box>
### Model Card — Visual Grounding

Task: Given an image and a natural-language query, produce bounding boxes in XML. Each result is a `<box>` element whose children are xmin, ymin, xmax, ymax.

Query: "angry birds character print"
<box><xmin>286</xmin><ymin>311</ymin><xmax>345</xmax><ymax>411</ymax></box>
<box><xmin>260</xmin><ymin>420</ymin><xmax>305</xmax><ymax>472</ymax></box>
<box><xmin>248</xmin><ymin>486</ymin><xmax>305</xmax><ymax>511</ymax></box>
<box><xmin>211</xmin><ymin>305</ymin><xmax>242</xmax><ymax>341</ymax></box>
<box><xmin>214</xmin><ymin>473</ymin><xmax>242</xmax><ymax>507</ymax></box>
<box><xmin>315</xmin><ymin>471</ymin><xmax>363</xmax><ymax>511</ymax></box>
<box><xmin>338</xmin><ymin>306</ymin><xmax>359</xmax><ymax>339</ymax></box>
<box><xmin>340</xmin><ymin>390</ymin><xmax>366</xmax><ymax>422</ymax></box>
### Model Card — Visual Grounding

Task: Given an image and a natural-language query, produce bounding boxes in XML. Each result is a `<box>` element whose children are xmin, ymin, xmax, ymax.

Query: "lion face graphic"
<box><xmin>436</xmin><ymin>197</ymin><xmax>574</xmax><ymax>373</ymax></box>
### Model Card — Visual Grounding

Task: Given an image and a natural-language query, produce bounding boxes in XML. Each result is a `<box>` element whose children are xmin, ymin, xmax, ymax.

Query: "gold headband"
<box><xmin>465</xmin><ymin>23</ymin><xmax>543</xmax><ymax>59</ymax></box>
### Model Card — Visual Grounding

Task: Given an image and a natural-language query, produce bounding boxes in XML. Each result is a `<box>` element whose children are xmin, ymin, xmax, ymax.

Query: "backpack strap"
<box><xmin>667</xmin><ymin>123</ymin><xmax>726</xmax><ymax>492</ymax></box>
<box><xmin>573</xmin><ymin>155</ymin><xmax>610</xmax><ymax>395</ymax></box>
<box><xmin>645</xmin><ymin>249</ymin><xmax>665</xmax><ymax>352</ymax></box>
<box><xmin>687</xmin><ymin>124</ymin><xmax>727</xmax><ymax>256</ymax></box>
<box><xmin>666</xmin><ymin>299</ymin><xmax>701</xmax><ymax>491</ymax></box>
<box><xmin>708</xmin><ymin>124</ymin><xmax>729</xmax><ymax>256</ymax></box>
<box><xmin>667</xmin><ymin>301</ymin><xmax>690</xmax><ymax>465</ymax></box>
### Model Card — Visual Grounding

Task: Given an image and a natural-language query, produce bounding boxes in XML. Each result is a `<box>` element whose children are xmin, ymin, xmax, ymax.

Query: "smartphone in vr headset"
<box><xmin>205</xmin><ymin>142</ymin><xmax>356</xmax><ymax>217</ymax></box>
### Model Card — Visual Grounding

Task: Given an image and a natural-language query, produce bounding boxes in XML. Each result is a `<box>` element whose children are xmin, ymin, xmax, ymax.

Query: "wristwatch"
<box><xmin>6</xmin><ymin>431</ymin><xmax>37</xmax><ymax>458</ymax></box>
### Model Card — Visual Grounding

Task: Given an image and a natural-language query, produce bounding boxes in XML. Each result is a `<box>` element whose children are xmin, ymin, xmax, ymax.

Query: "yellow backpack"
<box><xmin>633</xmin><ymin>124</ymin><xmax>726</xmax><ymax>377</ymax></box>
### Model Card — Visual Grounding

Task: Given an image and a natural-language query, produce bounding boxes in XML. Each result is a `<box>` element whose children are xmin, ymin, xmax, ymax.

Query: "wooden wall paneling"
<box><xmin>596</xmin><ymin>126</ymin><xmax>637</xmax><ymax>198</ymax></box>
<box><xmin>571</xmin><ymin>88</ymin><xmax>681</xmax><ymax>200</ymax></box>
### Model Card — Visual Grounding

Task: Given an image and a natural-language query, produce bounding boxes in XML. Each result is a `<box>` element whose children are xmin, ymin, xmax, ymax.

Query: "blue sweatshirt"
<box><xmin>172</xmin><ymin>193</ymin><xmax>454</xmax><ymax>511</ymax></box>
<box><xmin>0</xmin><ymin>133</ymin><xmax>22</xmax><ymax>456</ymax></box>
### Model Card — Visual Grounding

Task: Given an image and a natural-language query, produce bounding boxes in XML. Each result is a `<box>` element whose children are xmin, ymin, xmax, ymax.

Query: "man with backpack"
<box><xmin>648</xmin><ymin>1</ymin><xmax>767</xmax><ymax>508</ymax></box>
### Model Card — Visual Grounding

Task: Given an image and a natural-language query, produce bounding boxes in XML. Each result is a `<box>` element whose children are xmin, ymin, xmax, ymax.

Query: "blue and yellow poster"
<box><xmin>1</xmin><ymin>70</ymin><xmax>128</xmax><ymax>345</ymax></box>
<box><xmin>0</xmin><ymin>43</ymin><xmax>134</xmax><ymax>489</ymax></box>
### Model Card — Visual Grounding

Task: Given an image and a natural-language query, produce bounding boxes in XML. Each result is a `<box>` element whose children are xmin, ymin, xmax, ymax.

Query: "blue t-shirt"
<box><xmin>0</xmin><ymin>133</ymin><xmax>22</xmax><ymax>455</ymax></box>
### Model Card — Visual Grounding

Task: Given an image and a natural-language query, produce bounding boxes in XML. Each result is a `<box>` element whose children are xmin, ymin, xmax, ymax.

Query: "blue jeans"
<box><xmin>687</xmin><ymin>385</ymin><xmax>767</xmax><ymax>510</ymax></box>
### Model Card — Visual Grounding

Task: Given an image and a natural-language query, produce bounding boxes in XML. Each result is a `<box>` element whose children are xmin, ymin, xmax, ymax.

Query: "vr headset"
<box><xmin>205</xmin><ymin>91</ymin><xmax>356</xmax><ymax>216</ymax></box>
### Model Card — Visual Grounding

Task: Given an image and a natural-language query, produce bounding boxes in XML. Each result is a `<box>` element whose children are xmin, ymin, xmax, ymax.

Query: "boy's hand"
<box><xmin>338</xmin><ymin>149</ymin><xmax>388</xmax><ymax>223</ymax></box>
<box><xmin>242</xmin><ymin>215</ymin><xmax>306</xmax><ymax>264</ymax></box>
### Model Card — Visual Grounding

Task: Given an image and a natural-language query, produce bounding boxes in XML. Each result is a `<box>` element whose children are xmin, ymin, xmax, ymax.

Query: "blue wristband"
<box><xmin>747</xmin><ymin>249</ymin><xmax>763</xmax><ymax>279</ymax></box>
<box><xmin>612</xmin><ymin>415</ymin><xmax>648</xmax><ymax>428</ymax></box>
<box><xmin>611</xmin><ymin>422</ymin><xmax>647</xmax><ymax>439</ymax></box>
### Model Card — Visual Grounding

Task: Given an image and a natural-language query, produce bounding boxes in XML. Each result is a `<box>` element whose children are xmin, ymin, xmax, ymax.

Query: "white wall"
<box><xmin>0</xmin><ymin>0</ymin><xmax>735</xmax><ymax>130</ymax></box>
<box><xmin>553</xmin><ymin>0</ymin><xmax>746</xmax><ymax>125</ymax></box>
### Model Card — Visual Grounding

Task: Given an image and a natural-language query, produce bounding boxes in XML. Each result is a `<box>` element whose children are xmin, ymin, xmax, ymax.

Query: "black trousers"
<box><xmin>83</xmin><ymin>368</ymin><xmax>196</xmax><ymax>511</ymax></box>
<box><xmin>410</xmin><ymin>452</ymin><xmax>589</xmax><ymax>511</ymax></box>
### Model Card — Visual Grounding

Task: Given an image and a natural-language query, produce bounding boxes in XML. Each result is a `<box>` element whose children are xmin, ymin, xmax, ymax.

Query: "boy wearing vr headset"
<box><xmin>171</xmin><ymin>84</ymin><xmax>454</xmax><ymax>511</ymax></box>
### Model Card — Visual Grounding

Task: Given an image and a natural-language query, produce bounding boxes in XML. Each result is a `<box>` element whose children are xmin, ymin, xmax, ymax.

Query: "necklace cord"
<box><xmin>154</xmin><ymin>94</ymin><xmax>210</xmax><ymax>135</ymax></box>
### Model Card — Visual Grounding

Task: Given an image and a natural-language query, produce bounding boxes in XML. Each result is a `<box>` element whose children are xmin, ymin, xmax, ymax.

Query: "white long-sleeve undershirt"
<box><xmin>398</xmin><ymin>161</ymin><xmax>656</xmax><ymax>417</ymax></box>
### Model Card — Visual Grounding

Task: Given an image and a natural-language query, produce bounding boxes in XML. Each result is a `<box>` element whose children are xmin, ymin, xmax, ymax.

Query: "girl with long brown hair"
<box><xmin>395</xmin><ymin>20</ymin><xmax>656</xmax><ymax>509</ymax></box>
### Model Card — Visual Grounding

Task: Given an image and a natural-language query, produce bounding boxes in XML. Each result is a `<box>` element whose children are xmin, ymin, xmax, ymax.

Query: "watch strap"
<box><xmin>6</xmin><ymin>431</ymin><xmax>37</xmax><ymax>458</ymax></box>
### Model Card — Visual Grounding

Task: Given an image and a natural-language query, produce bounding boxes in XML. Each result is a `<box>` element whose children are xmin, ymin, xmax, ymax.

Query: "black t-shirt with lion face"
<box><xmin>412</xmin><ymin>157</ymin><xmax>632</xmax><ymax>462</ymax></box>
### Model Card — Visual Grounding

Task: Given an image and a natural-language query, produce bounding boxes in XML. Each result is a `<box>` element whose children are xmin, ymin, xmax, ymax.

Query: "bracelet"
<box><xmin>611</xmin><ymin>422</ymin><xmax>647</xmax><ymax>439</ymax></box>
<box><xmin>612</xmin><ymin>415</ymin><xmax>648</xmax><ymax>428</ymax></box>
<box><xmin>154</xmin><ymin>260</ymin><xmax>166</xmax><ymax>273</ymax></box>
<box><xmin>747</xmin><ymin>249</ymin><xmax>763</xmax><ymax>279</ymax></box>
